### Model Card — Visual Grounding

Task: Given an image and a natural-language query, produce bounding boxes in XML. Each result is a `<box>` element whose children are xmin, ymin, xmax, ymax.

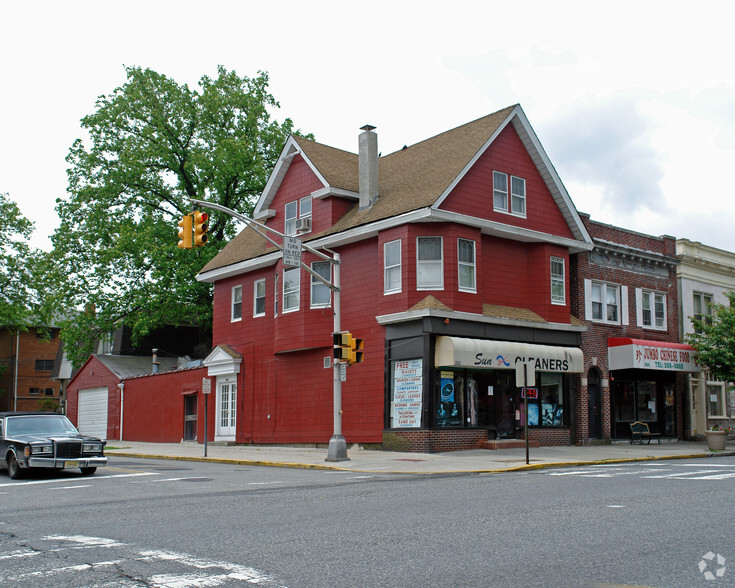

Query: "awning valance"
<box><xmin>608</xmin><ymin>337</ymin><xmax>699</xmax><ymax>372</ymax></box>
<box><xmin>435</xmin><ymin>336</ymin><xmax>584</xmax><ymax>373</ymax></box>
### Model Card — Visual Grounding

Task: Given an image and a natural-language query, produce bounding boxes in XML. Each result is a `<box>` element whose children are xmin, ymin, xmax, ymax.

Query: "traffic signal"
<box><xmin>177</xmin><ymin>214</ymin><xmax>192</xmax><ymax>249</ymax></box>
<box><xmin>333</xmin><ymin>332</ymin><xmax>364</xmax><ymax>364</ymax></box>
<box><xmin>193</xmin><ymin>210</ymin><xmax>209</xmax><ymax>247</ymax></box>
<box><xmin>333</xmin><ymin>332</ymin><xmax>352</xmax><ymax>363</ymax></box>
<box><xmin>349</xmin><ymin>337</ymin><xmax>364</xmax><ymax>364</ymax></box>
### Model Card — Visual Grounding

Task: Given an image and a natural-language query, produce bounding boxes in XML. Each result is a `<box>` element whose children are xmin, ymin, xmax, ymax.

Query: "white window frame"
<box><xmin>231</xmin><ymin>285</ymin><xmax>243</xmax><ymax>322</ymax></box>
<box><xmin>510</xmin><ymin>175</ymin><xmax>526</xmax><ymax>217</ymax></box>
<box><xmin>584</xmin><ymin>279</ymin><xmax>628</xmax><ymax>325</ymax></box>
<box><xmin>310</xmin><ymin>261</ymin><xmax>331</xmax><ymax>308</ymax></box>
<box><xmin>282</xmin><ymin>267</ymin><xmax>300</xmax><ymax>313</ymax></box>
<box><xmin>493</xmin><ymin>171</ymin><xmax>508</xmax><ymax>212</ymax></box>
<box><xmin>384</xmin><ymin>239</ymin><xmax>402</xmax><ymax>294</ymax></box>
<box><xmin>550</xmin><ymin>257</ymin><xmax>565</xmax><ymax>305</ymax></box>
<box><xmin>707</xmin><ymin>377</ymin><xmax>727</xmax><ymax>418</ymax></box>
<box><xmin>274</xmin><ymin>272</ymin><xmax>279</xmax><ymax>316</ymax></box>
<box><xmin>457</xmin><ymin>238</ymin><xmax>476</xmax><ymax>293</ymax></box>
<box><xmin>284</xmin><ymin>201</ymin><xmax>297</xmax><ymax>236</ymax></box>
<box><xmin>417</xmin><ymin>236</ymin><xmax>443</xmax><ymax>290</ymax></box>
<box><xmin>253</xmin><ymin>279</ymin><xmax>266</xmax><ymax>317</ymax></box>
<box><xmin>299</xmin><ymin>195</ymin><xmax>312</xmax><ymax>234</ymax></box>
<box><xmin>693</xmin><ymin>292</ymin><xmax>713</xmax><ymax>334</ymax></box>
<box><xmin>637</xmin><ymin>288</ymin><xmax>667</xmax><ymax>330</ymax></box>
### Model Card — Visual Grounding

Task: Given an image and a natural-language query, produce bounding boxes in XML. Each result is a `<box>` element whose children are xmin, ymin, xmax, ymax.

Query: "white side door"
<box><xmin>215</xmin><ymin>375</ymin><xmax>237</xmax><ymax>441</ymax></box>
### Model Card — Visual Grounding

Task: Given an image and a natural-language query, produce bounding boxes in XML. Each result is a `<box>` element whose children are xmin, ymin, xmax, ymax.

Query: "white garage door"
<box><xmin>77</xmin><ymin>387</ymin><xmax>109</xmax><ymax>440</ymax></box>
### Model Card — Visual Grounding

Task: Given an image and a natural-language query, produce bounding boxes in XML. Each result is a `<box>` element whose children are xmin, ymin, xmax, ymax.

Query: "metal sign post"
<box><xmin>515</xmin><ymin>360</ymin><xmax>535</xmax><ymax>465</ymax></box>
<box><xmin>202</xmin><ymin>377</ymin><xmax>211</xmax><ymax>458</ymax></box>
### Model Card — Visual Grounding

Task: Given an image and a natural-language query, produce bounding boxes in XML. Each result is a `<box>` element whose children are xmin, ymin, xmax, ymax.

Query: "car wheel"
<box><xmin>7</xmin><ymin>454</ymin><xmax>24</xmax><ymax>480</ymax></box>
<box><xmin>80</xmin><ymin>467</ymin><xmax>97</xmax><ymax>476</ymax></box>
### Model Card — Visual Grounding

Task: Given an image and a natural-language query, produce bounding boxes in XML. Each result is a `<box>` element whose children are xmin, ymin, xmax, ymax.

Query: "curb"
<box><xmin>105</xmin><ymin>450</ymin><xmax>719</xmax><ymax>476</ymax></box>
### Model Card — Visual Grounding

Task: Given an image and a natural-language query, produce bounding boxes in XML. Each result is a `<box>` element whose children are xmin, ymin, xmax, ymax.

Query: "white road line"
<box><xmin>687</xmin><ymin>472</ymin><xmax>735</xmax><ymax>480</ymax></box>
<box><xmin>47</xmin><ymin>485</ymin><xmax>92</xmax><ymax>490</ymax></box>
<box><xmin>642</xmin><ymin>470</ymin><xmax>724</xmax><ymax>479</ymax></box>
<box><xmin>247</xmin><ymin>481</ymin><xmax>284</xmax><ymax>486</ymax></box>
<box><xmin>0</xmin><ymin>472</ymin><xmax>156</xmax><ymax>488</ymax></box>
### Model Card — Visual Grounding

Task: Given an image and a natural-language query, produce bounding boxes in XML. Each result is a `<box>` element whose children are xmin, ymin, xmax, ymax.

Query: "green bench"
<box><xmin>630</xmin><ymin>421</ymin><xmax>661</xmax><ymax>444</ymax></box>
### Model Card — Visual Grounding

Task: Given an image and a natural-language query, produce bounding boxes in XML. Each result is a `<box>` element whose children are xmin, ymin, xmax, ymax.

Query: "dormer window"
<box><xmin>285</xmin><ymin>196</ymin><xmax>312</xmax><ymax>236</ymax></box>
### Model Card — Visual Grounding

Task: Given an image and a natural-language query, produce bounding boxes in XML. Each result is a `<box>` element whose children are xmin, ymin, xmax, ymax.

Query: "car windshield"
<box><xmin>5</xmin><ymin>415</ymin><xmax>79</xmax><ymax>437</ymax></box>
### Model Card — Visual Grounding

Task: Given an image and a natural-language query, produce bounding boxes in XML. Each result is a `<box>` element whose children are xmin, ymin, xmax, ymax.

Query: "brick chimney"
<box><xmin>358</xmin><ymin>124</ymin><xmax>378</xmax><ymax>209</ymax></box>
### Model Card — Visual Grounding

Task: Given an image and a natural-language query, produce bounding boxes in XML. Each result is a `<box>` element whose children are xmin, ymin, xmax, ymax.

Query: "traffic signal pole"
<box><xmin>187</xmin><ymin>198</ymin><xmax>349</xmax><ymax>461</ymax></box>
<box><xmin>326</xmin><ymin>251</ymin><xmax>349</xmax><ymax>461</ymax></box>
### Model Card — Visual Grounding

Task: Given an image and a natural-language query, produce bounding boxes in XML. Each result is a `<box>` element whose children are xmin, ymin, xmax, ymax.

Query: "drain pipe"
<box><xmin>117</xmin><ymin>382</ymin><xmax>125</xmax><ymax>440</ymax></box>
<box><xmin>13</xmin><ymin>331</ymin><xmax>19</xmax><ymax>411</ymax></box>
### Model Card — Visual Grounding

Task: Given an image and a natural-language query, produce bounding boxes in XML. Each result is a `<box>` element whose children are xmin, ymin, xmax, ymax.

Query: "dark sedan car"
<box><xmin>0</xmin><ymin>412</ymin><xmax>108</xmax><ymax>479</ymax></box>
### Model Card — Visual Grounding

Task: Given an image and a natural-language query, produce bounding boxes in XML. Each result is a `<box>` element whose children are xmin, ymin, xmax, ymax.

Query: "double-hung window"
<box><xmin>283</xmin><ymin>268</ymin><xmax>300</xmax><ymax>312</ymax></box>
<box><xmin>284</xmin><ymin>201</ymin><xmax>298</xmax><ymax>236</ymax></box>
<box><xmin>510</xmin><ymin>176</ymin><xmax>526</xmax><ymax>215</ymax></box>
<box><xmin>231</xmin><ymin>285</ymin><xmax>243</xmax><ymax>321</ymax></box>
<box><xmin>457</xmin><ymin>239</ymin><xmax>476</xmax><ymax>292</ymax></box>
<box><xmin>693</xmin><ymin>292</ymin><xmax>713</xmax><ymax>333</ymax></box>
<box><xmin>311</xmin><ymin>261</ymin><xmax>331</xmax><ymax>308</ymax></box>
<box><xmin>253</xmin><ymin>279</ymin><xmax>266</xmax><ymax>317</ymax></box>
<box><xmin>707</xmin><ymin>375</ymin><xmax>727</xmax><ymax>417</ymax></box>
<box><xmin>384</xmin><ymin>240</ymin><xmax>401</xmax><ymax>294</ymax></box>
<box><xmin>550</xmin><ymin>257</ymin><xmax>565</xmax><ymax>305</ymax></box>
<box><xmin>637</xmin><ymin>289</ymin><xmax>666</xmax><ymax>330</ymax></box>
<box><xmin>493</xmin><ymin>171</ymin><xmax>508</xmax><ymax>212</ymax></box>
<box><xmin>417</xmin><ymin>237</ymin><xmax>443</xmax><ymax>290</ymax></box>
<box><xmin>585</xmin><ymin>280</ymin><xmax>627</xmax><ymax>325</ymax></box>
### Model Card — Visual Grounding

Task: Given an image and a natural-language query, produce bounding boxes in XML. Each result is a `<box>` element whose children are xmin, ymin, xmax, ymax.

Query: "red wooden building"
<box><xmin>195</xmin><ymin>105</ymin><xmax>595</xmax><ymax>451</ymax></box>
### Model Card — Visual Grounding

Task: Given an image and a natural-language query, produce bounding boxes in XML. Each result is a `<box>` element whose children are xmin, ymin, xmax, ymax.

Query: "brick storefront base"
<box><xmin>386</xmin><ymin>428</ymin><xmax>572</xmax><ymax>452</ymax></box>
<box><xmin>386</xmin><ymin>429</ymin><xmax>488</xmax><ymax>453</ymax></box>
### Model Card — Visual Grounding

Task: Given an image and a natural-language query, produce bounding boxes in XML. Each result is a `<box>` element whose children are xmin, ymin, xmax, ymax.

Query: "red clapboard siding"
<box><xmin>440</xmin><ymin>125</ymin><xmax>574</xmax><ymax>239</ymax></box>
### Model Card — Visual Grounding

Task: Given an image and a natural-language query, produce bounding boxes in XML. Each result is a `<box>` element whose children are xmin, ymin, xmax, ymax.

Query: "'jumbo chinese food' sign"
<box><xmin>608</xmin><ymin>337</ymin><xmax>699</xmax><ymax>372</ymax></box>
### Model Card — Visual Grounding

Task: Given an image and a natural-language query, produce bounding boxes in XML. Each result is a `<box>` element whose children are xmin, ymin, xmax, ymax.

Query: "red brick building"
<box><xmin>0</xmin><ymin>326</ymin><xmax>62</xmax><ymax>412</ymax></box>
<box><xmin>570</xmin><ymin>215</ymin><xmax>695</xmax><ymax>443</ymax></box>
<box><xmin>196</xmin><ymin>105</ymin><xmax>595</xmax><ymax>451</ymax></box>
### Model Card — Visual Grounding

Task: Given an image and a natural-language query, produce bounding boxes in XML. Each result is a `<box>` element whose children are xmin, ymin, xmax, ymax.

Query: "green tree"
<box><xmin>0</xmin><ymin>193</ymin><xmax>37</xmax><ymax>327</ymax></box>
<box><xmin>686</xmin><ymin>290</ymin><xmax>735</xmax><ymax>382</ymax></box>
<box><xmin>48</xmin><ymin>66</ymin><xmax>309</xmax><ymax>367</ymax></box>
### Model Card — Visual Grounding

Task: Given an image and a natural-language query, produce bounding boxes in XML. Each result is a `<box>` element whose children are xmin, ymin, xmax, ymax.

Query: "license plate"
<box><xmin>64</xmin><ymin>461</ymin><xmax>79</xmax><ymax>469</ymax></box>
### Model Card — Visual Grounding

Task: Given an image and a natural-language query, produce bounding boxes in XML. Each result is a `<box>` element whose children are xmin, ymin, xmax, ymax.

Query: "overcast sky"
<box><xmin>2</xmin><ymin>1</ymin><xmax>734</xmax><ymax>252</ymax></box>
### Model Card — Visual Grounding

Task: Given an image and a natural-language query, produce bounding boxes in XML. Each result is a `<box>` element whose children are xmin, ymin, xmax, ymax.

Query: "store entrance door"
<box><xmin>495</xmin><ymin>372</ymin><xmax>518</xmax><ymax>438</ymax></box>
<box><xmin>588</xmin><ymin>369</ymin><xmax>602</xmax><ymax>439</ymax></box>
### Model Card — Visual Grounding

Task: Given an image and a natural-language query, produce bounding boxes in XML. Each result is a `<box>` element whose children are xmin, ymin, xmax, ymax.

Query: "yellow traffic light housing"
<box><xmin>349</xmin><ymin>337</ymin><xmax>364</xmax><ymax>364</ymax></box>
<box><xmin>333</xmin><ymin>332</ymin><xmax>352</xmax><ymax>363</ymax></box>
<box><xmin>177</xmin><ymin>214</ymin><xmax>193</xmax><ymax>249</ymax></box>
<box><xmin>193</xmin><ymin>210</ymin><xmax>209</xmax><ymax>247</ymax></box>
<box><xmin>333</xmin><ymin>332</ymin><xmax>363</xmax><ymax>364</ymax></box>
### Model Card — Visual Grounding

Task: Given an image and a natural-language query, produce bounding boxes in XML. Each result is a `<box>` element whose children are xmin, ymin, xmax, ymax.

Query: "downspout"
<box><xmin>13</xmin><ymin>331</ymin><xmax>19</xmax><ymax>411</ymax></box>
<box><xmin>117</xmin><ymin>382</ymin><xmax>125</xmax><ymax>440</ymax></box>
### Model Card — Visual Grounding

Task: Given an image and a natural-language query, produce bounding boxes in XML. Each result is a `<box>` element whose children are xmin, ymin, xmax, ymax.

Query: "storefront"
<box><xmin>387</xmin><ymin>334</ymin><xmax>584</xmax><ymax>448</ymax></box>
<box><xmin>608</xmin><ymin>337</ymin><xmax>698</xmax><ymax>439</ymax></box>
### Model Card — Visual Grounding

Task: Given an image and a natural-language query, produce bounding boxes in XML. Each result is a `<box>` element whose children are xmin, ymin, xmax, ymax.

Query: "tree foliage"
<box><xmin>48</xmin><ymin>66</ymin><xmax>309</xmax><ymax>367</ymax></box>
<box><xmin>686</xmin><ymin>291</ymin><xmax>735</xmax><ymax>383</ymax></box>
<box><xmin>0</xmin><ymin>193</ymin><xmax>38</xmax><ymax>328</ymax></box>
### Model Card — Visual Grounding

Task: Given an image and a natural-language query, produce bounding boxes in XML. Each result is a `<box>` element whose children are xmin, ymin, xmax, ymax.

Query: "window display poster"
<box><xmin>392</xmin><ymin>359</ymin><xmax>423</xmax><ymax>428</ymax></box>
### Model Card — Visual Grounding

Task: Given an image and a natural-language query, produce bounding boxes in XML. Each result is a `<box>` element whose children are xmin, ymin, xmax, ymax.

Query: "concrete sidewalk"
<box><xmin>104</xmin><ymin>439</ymin><xmax>735</xmax><ymax>474</ymax></box>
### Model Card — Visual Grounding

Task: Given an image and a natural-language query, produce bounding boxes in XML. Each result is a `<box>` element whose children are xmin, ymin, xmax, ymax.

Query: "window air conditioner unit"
<box><xmin>296</xmin><ymin>217</ymin><xmax>311</xmax><ymax>232</ymax></box>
